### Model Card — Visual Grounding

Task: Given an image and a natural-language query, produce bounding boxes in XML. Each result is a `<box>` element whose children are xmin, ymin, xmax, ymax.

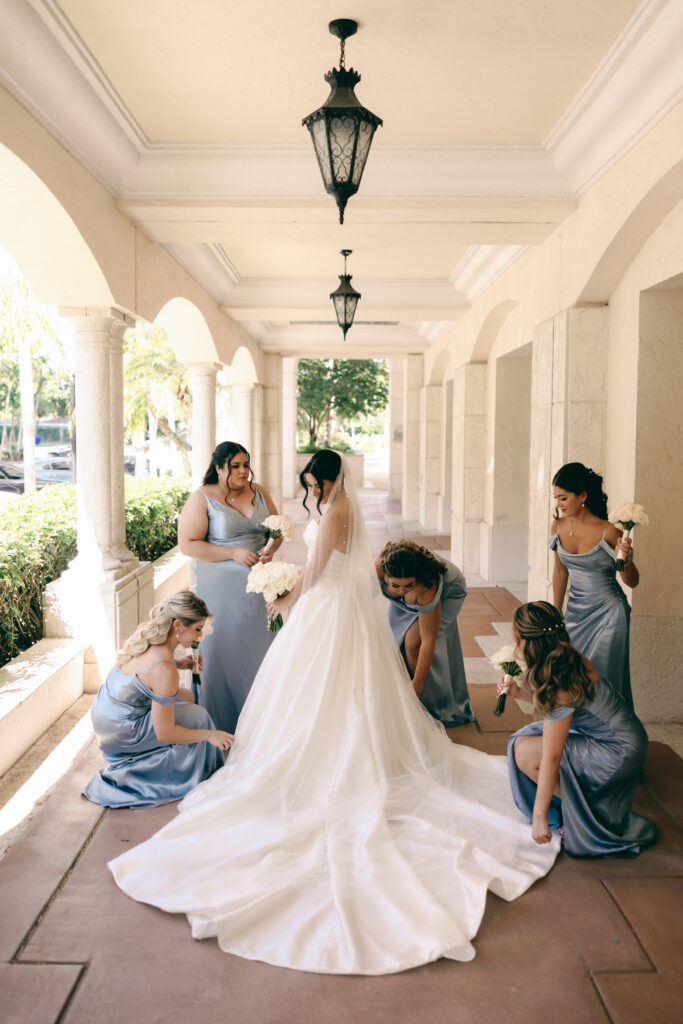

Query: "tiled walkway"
<box><xmin>1</xmin><ymin>490</ymin><xmax>682</xmax><ymax>1023</ymax></box>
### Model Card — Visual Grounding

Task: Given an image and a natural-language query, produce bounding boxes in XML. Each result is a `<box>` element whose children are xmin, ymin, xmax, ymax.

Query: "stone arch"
<box><xmin>223</xmin><ymin>345</ymin><xmax>260</xmax><ymax>385</ymax></box>
<box><xmin>578</xmin><ymin>159</ymin><xmax>683</xmax><ymax>304</ymax></box>
<box><xmin>0</xmin><ymin>142</ymin><xmax>113</xmax><ymax>306</ymax></box>
<box><xmin>153</xmin><ymin>297</ymin><xmax>219</xmax><ymax>366</ymax></box>
<box><xmin>428</xmin><ymin>348</ymin><xmax>452</xmax><ymax>385</ymax></box>
<box><xmin>470</xmin><ymin>300</ymin><xmax>518</xmax><ymax>363</ymax></box>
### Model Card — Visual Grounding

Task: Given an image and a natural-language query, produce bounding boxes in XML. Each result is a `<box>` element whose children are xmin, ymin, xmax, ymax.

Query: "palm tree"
<box><xmin>0</xmin><ymin>273</ymin><xmax>59</xmax><ymax>491</ymax></box>
<box><xmin>124</xmin><ymin>323</ymin><xmax>192</xmax><ymax>475</ymax></box>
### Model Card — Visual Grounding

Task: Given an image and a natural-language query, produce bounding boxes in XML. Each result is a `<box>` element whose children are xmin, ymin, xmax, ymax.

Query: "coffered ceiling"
<box><xmin>0</xmin><ymin>0</ymin><xmax>676</xmax><ymax>357</ymax></box>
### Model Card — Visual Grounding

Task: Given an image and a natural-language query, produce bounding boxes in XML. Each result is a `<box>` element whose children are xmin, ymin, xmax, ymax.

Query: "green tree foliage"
<box><xmin>297</xmin><ymin>358</ymin><xmax>389</xmax><ymax>447</ymax></box>
<box><xmin>0</xmin><ymin>477</ymin><xmax>191</xmax><ymax>666</ymax></box>
<box><xmin>0</xmin><ymin>272</ymin><xmax>68</xmax><ymax>475</ymax></box>
<box><xmin>123</xmin><ymin>322</ymin><xmax>192</xmax><ymax>474</ymax></box>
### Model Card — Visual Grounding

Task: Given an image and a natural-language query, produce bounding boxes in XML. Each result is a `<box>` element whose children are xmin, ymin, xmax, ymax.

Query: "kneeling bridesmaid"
<box><xmin>504</xmin><ymin>601</ymin><xmax>656</xmax><ymax>858</ymax></box>
<box><xmin>83</xmin><ymin>591</ymin><xmax>233</xmax><ymax>808</ymax></box>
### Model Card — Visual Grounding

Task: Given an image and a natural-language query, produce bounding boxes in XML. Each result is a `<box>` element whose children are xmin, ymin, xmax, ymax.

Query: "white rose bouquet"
<box><xmin>246</xmin><ymin>561</ymin><xmax>299</xmax><ymax>632</ymax></box>
<box><xmin>489</xmin><ymin>644</ymin><xmax>526</xmax><ymax>717</ymax></box>
<box><xmin>261</xmin><ymin>515</ymin><xmax>294</xmax><ymax>556</ymax></box>
<box><xmin>608</xmin><ymin>503</ymin><xmax>649</xmax><ymax>571</ymax></box>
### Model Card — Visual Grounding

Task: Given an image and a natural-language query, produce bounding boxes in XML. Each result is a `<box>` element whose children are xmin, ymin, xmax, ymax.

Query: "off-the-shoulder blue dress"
<box><xmin>192</xmin><ymin>488</ymin><xmax>275</xmax><ymax>733</ymax></box>
<box><xmin>83</xmin><ymin>665</ymin><xmax>223</xmax><ymax>807</ymax></box>
<box><xmin>507</xmin><ymin>676</ymin><xmax>656</xmax><ymax>857</ymax></box>
<box><xmin>549</xmin><ymin>527</ymin><xmax>632</xmax><ymax>708</ymax></box>
<box><xmin>380</xmin><ymin>560</ymin><xmax>474</xmax><ymax>727</ymax></box>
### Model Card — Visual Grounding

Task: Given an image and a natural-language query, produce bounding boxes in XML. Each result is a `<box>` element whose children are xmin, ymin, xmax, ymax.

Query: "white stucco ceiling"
<box><xmin>0</xmin><ymin>0</ymin><xmax>678</xmax><ymax>356</ymax></box>
<box><xmin>58</xmin><ymin>0</ymin><xmax>641</xmax><ymax>146</ymax></box>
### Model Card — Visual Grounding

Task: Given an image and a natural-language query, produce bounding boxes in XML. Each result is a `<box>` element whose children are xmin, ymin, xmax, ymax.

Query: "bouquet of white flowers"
<box><xmin>489</xmin><ymin>644</ymin><xmax>526</xmax><ymax>717</ymax></box>
<box><xmin>608</xmin><ymin>502</ymin><xmax>649</xmax><ymax>571</ymax></box>
<box><xmin>261</xmin><ymin>515</ymin><xmax>294</xmax><ymax>555</ymax></box>
<box><xmin>246</xmin><ymin>561</ymin><xmax>299</xmax><ymax>632</ymax></box>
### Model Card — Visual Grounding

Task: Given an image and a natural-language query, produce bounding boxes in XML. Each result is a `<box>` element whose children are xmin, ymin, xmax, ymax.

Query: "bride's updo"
<box><xmin>116</xmin><ymin>591</ymin><xmax>211</xmax><ymax>667</ymax></box>
<box><xmin>300</xmin><ymin>449</ymin><xmax>342</xmax><ymax>514</ymax></box>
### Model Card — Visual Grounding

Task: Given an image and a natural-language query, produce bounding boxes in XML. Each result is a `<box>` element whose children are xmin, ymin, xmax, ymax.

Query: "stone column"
<box><xmin>232</xmin><ymin>383</ymin><xmax>255</xmax><ymax>457</ymax></box>
<box><xmin>418</xmin><ymin>384</ymin><xmax>442</xmax><ymax>528</ymax></box>
<box><xmin>528</xmin><ymin>306</ymin><xmax>608</xmax><ymax>600</ymax></box>
<box><xmin>281</xmin><ymin>357</ymin><xmax>298</xmax><ymax>500</ymax></box>
<box><xmin>261</xmin><ymin>354</ymin><xmax>284</xmax><ymax>507</ymax></box>
<box><xmin>401</xmin><ymin>354</ymin><xmax>423</xmax><ymax>521</ymax></box>
<box><xmin>631</xmin><ymin>289</ymin><xmax>683</xmax><ymax>721</ymax></box>
<box><xmin>481</xmin><ymin>351</ymin><xmax>532</xmax><ymax>583</ymax></box>
<box><xmin>109</xmin><ymin>316</ymin><xmax>138</xmax><ymax>566</ymax></box>
<box><xmin>451</xmin><ymin>362</ymin><xmax>486</xmax><ymax>576</ymax></box>
<box><xmin>437</xmin><ymin>379</ymin><xmax>454</xmax><ymax>534</ymax></box>
<box><xmin>189</xmin><ymin>363</ymin><xmax>219</xmax><ymax>488</ymax></box>
<box><xmin>44</xmin><ymin>309</ymin><xmax>154</xmax><ymax>682</ymax></box>
<box><xmin>389</xmin><ymin>357</ymin><xmax>405</xmax><ymax>501</ymax></box>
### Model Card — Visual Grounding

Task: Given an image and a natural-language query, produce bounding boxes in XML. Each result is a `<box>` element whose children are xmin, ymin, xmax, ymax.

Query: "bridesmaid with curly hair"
<box><xmin>504</xmin><ymin>601</ymin><xmax>656</xmax><ymax>858</ymax></box>
<box><xmin>83</xmin><ymin>591</ymin><xmax>233</xmax><ymax>808</ymax></box>
<box><xmin>374</xmin><ymin>539</ymin><xmax>473</xmax><ymax>727</ymax></box>
<box><xmin>550</xmin><ymin>462</ymin><xmax>639</xmax><ymax>709</ymax></box>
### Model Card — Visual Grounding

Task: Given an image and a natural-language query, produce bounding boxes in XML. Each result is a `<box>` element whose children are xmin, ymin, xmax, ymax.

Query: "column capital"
<box><xmin>61</xmin><ymin>307</ymin><xmax>135</xmax><ymax>342</ymax></box>
<box><xmin>188</xmin><ymin>361</ymin><xmax>221</xmax><ymax>375</ymax></box>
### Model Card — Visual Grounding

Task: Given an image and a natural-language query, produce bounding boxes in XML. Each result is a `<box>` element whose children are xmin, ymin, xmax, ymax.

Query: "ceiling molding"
<box><xmin>450</xmin><ymin>246</ymin><xmax>528</xmax><ymax>303</ymax></box>
<box><xmin>0</xmin><ymin>0</ymin><xmax>677</xmax><ymax>204</ymax></box>
<box><xmin>545</xmin><ymin>0</ymin><xmax>683</xmax><ymax>194</ymax></box>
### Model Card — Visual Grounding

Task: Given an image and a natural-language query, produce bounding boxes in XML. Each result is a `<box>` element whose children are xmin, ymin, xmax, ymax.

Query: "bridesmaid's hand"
<box><xmin>232</xmin><ymin>548</ymin><xmax>259</xmax><ymax>568</ymax></box>
<box><xmin>531</xmin><ymin>814</ymin><xmax>553</xmax><ymax>845</ymax></box>
<box><xmin>175</xmin><ymin>654</ymin><xmax>202</xmax><ymax>672</ymax></box>
<box><xmin>497</xmin><ymin>675</ymin><xmax>522</xmax><ymax>700</ymax></box>
<box><xmin>258</xmin><ymin>547</ymin><xmax>274</xmax><ymax>564</ymax></box>
<box><xmin>616</xmin><ymin>535</ymin><xmax>633</xmax><ymax>563</ymax></box>
<box><xmin>207</xmin><ymin>731</ymin><xmax>234</xmax><ymax>751</ymax></box>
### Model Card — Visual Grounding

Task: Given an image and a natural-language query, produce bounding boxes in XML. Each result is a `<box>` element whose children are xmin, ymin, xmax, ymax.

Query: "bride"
<box><xmin>110</xmin><ymin>450</ymin><xmax>559</xmax><ymax>975</ymax></box>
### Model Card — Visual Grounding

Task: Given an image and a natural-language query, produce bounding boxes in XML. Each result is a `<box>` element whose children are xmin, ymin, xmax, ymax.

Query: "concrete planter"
<box><xmin>295</xmin><ymin>452</ymin><xmax>364</xmax><ymax>491</ymax></box>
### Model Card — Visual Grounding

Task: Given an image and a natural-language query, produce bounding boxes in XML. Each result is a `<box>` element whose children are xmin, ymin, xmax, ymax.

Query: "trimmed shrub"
<box><xmin>0</xmin><ymin>476</ymin><xmax>191</xmax><ymax>667</ymax></box>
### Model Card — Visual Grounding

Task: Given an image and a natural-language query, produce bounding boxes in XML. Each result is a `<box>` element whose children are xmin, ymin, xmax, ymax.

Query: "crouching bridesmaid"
<box><xmin>83</xmin><ymin>591</ymin><xmax>233</xmax><ymax>808</ymax></box>
<box><xmin>504</xmin><ymin>601</ymin><xmax>656</xmax><ymax>858</ymax></box>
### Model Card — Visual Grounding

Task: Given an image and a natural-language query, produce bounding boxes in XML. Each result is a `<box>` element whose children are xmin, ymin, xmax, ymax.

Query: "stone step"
<box><xmin>0</xmin><ymin>693</ymin><xmax>94</xmax><ymax>859</ymax></box>
<box><xmin>0</xmin><ymin>639</ymin><xmax>87</xmax><ymax>777</ymax></box>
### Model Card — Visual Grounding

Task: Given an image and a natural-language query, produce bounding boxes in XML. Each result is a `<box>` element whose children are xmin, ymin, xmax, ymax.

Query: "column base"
<box><xmin>44</xmin><ymin>560</ymin><xmax>154</xmax><ymax>680</ymax></box>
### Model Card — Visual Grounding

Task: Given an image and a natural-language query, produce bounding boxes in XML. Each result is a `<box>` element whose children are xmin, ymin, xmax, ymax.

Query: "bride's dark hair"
<box><xmin>552</xmin><ymin>462</ymin><xmax>608</xmax><ymax>520</ymax></box>
<box><xmin>300</xmin><ymin>449</ymin><xmax>342</xmax><ymax>515</ymax></box>
<box><xmin>379</xmin><ymin>539</ymin><xmax>447</xmax><ymax>587</ymax></box>
<box><xmin>513</xmin><ymin>601</ymin><xmax>594</xmax><ymax>712</ymax></box>
<box><xmin>203</xmin><ymin>441</ymin><xmax>256</xmax><ymax>504</ymax></box>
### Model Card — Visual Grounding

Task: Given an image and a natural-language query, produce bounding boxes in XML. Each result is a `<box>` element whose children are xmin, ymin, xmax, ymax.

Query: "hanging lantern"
<box><xmin>330</xmin><ymin>249</ymin><xmax>361</xmax><ymax>339</ymax></box>
<box><xmin>302</xmin><ymin>19</ymin><xmax>383</xmax><ymax>224</ymax></box>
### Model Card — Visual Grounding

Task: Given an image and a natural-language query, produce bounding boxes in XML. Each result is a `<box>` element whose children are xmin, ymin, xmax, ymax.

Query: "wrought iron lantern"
<box><xmin>330</xmin><ymin>249</ymin><xmax>361</xmax><ymax>339</ymax></box>
<box><xmin>302</xmin><ymin>19</ymin><xmax>383</xmax><ymax>224</ymax></box>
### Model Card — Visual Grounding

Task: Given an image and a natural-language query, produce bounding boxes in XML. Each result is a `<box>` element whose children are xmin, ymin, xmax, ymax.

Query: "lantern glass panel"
<box><xmin>352</xmin><ymin>120</ymin><xmax>374</xmax><ymax>186</ymax></box>
<box><xmin>329</xmin><ymin>116</ymin><xmax>357</xmax><ymax>183</ymax></box>
<box><xmin>310</xmin><ymin>118</ymin><xmax>332</xmax><ymax>184</ymax></box>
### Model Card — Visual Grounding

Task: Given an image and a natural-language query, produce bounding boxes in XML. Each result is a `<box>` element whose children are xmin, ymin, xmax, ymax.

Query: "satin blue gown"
<box><xmin>83</xmin><ymin>665</ymin><xmax>224</xmax><ymax>807</ymax></box>
<box><xmin>507</xmin><ymin>676</ymin><xmax>656</xmax><ymax>858</ymax></box>
<box><xmin>549</xmin><ymin>527</ymin><xmax>632</xmax><ymax>709</ymax></box>
<box><xmin>380</xmin><ymin>560</ymin><xmax>474</xmax><ymax>727</ymax></box>
<box><xmin>192</xmin><ymin>489</ymin><xmax>275</xmax><ymax>733</ymax></box>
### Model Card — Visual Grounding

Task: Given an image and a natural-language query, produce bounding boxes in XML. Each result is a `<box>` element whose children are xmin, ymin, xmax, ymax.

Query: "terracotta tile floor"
<box><xmin>1</xmin><ymin>490</ymin><xmax>681</xmax><ymax>1024</ymax></box>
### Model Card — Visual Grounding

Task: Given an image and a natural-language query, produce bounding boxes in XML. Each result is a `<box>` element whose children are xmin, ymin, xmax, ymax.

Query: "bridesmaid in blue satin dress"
<box><xmin>504</xmin><ymin>601</ymin><xmax>656</xmax><ymax>858</ymax></box>
<box><xmin>375</xmin><ymin>540</ymin><xmax>474</xmax><ymax>727</ymax></box>
<box><xmin>178</xmin><ymin>441</ymin><xmax>282</xmax><ymax>733</ymax></box>
<box><xmin>550</xmin><ymin>463</ymin><xmax>640</xmax><ymax>710</ymax></box>
<box><xmin>83</xmin><ymin>592</ymin><xmax>232</xmax><ymax>807</ymax></box>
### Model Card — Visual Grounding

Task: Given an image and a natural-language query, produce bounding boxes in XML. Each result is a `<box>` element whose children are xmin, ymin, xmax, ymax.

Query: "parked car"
<box><xmin>0</xmin><ymin>461</ymin><xmax>26</xmax><ymax>494</ymax></box>
<box><xmin>13</xmin><ymin>456</ymin><xmax>73</xmax><ymax>484</ymax></box>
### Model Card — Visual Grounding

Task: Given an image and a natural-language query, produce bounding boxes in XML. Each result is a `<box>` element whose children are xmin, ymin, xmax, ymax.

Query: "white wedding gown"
<box><xmin>110</xmin><ymin>516</ymin><xmax>559</xmax><ymax>974</ymax></box>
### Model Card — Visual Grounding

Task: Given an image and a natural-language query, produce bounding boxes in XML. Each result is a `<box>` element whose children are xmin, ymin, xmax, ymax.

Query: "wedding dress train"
<box><xmin>110</xmin><ymin>464</ymin><xmax>558</xmax><ymax>974</ymax></box>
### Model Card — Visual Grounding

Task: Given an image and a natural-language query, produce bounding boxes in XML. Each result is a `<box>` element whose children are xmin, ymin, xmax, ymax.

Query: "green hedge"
<box><xmin>0</xmin><ymin>477</ymin><xmax>191</xmax><ymax>667</ymax></box>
